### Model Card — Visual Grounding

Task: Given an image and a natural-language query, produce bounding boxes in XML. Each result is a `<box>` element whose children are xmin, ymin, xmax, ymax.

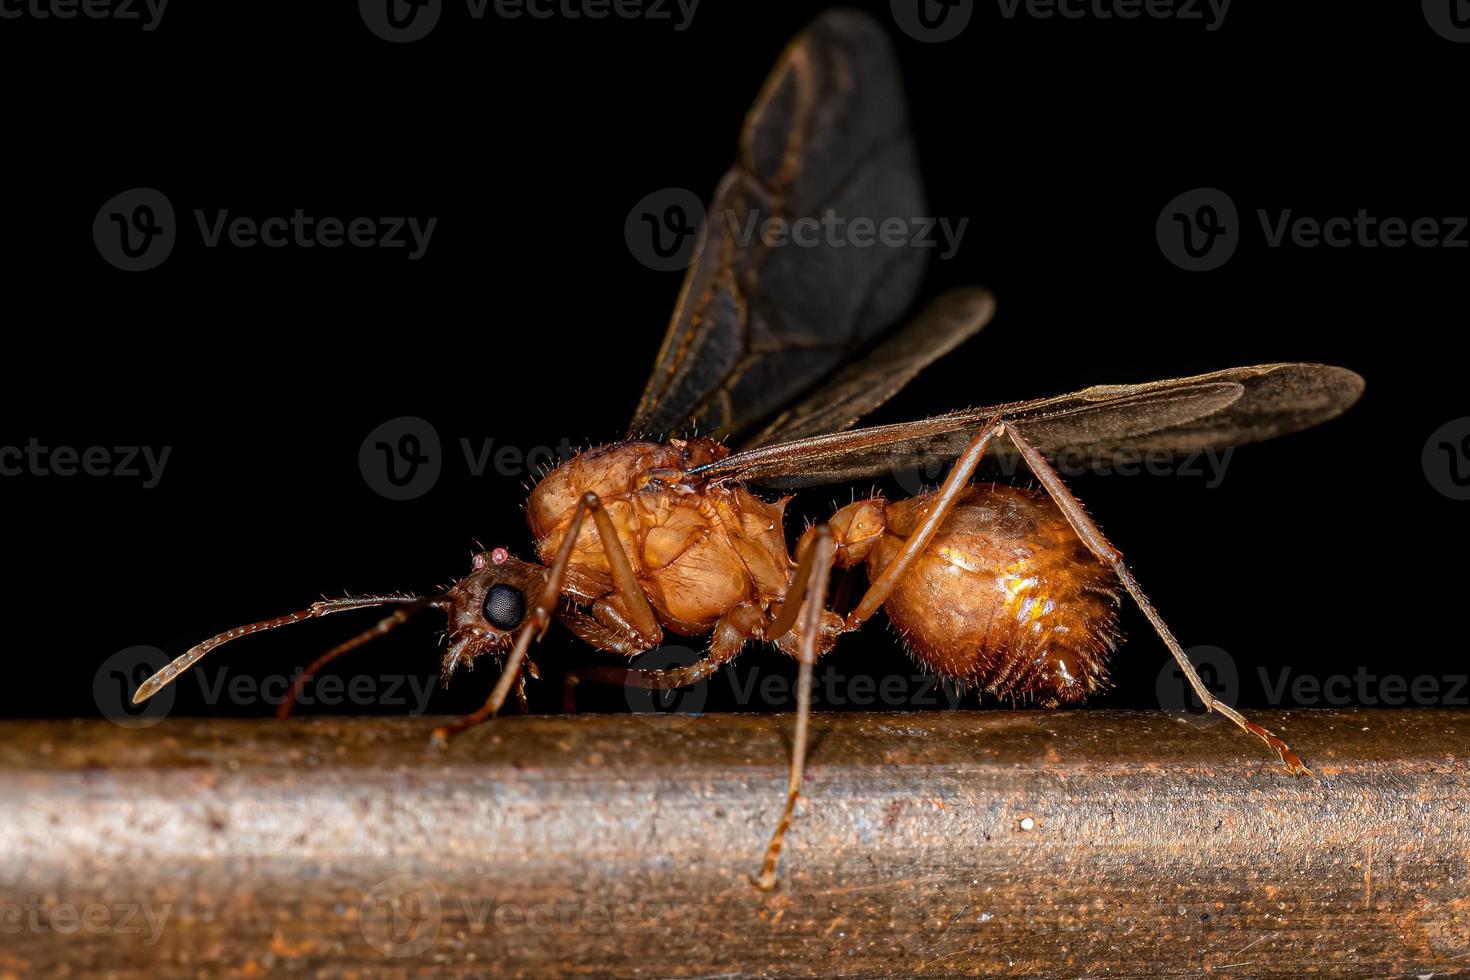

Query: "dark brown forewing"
<box><xmin>743</xmin><ymin>288</ymin><xmax>996</xmax><ymax>448</ymax></box>
<box><xmin>627</xmin><ymin>11</ymin><xmax>928</xmax><ymax>441</ymax></box>
<box><xmin>689</xmin><ymin>363</ymin><xmax>1363</xmax><ymax>489</ymax></box>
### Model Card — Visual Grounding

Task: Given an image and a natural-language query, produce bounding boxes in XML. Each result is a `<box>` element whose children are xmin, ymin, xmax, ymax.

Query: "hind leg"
<box><xmin>1002</xmin><ymin>423</ymin><xmax>1307</xmax><ymax>774</ymax></box>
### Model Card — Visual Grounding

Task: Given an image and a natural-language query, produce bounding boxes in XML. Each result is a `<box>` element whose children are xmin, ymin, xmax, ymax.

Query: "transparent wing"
<box><xmin>627</xmin><ymin>10</ymin><xmax>930</xmax><ymax>441</ymax></box>
<box><xmin>688</xmin><ymin>363</ymin><xmax>1364</xmax><ymax>489</ymax></box>
<box><xmin>742</xmin><ymin>288</ymin><xmax>995</xmax><ymax>449</ymax></box>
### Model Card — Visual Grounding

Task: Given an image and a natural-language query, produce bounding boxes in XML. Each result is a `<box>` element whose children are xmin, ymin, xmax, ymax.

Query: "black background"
<box><xmin>0</xmin><ymin>1</ymin><xmax>1462</xmax><ymax>728</ymax></box>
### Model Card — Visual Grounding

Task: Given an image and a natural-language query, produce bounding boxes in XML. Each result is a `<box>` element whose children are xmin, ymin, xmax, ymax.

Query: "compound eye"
<box><xmin>483</xmin><ymin>584</ymin><xmax>525</xmax><ymax>631</ymax></box>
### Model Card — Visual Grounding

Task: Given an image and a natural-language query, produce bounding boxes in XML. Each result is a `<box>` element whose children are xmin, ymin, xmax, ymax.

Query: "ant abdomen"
<box><xmin>848</xmin><ymin>484</ymin><xmax>1122</xmax><ymax>704</ymax></box>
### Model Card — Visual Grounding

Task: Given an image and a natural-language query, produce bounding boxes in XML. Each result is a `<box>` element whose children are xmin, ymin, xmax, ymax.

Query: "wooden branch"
<box><xmin>1</xmin><ymin>710</ymin><xmax>1466</xmax><ymax>977</ymax></box>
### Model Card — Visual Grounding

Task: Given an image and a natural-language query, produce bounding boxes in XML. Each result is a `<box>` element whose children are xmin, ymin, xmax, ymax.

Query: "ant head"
<box><xmin>130</xmin><ymin>545</ymin><xmax>552</xmax><ymax>708</ymax></box>
<box><xmin>440</xmin><ymin>547</ymin><xmax>549</xmax><ymax>680</ymax></box>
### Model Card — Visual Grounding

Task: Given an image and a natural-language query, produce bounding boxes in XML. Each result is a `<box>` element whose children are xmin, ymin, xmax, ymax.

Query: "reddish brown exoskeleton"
<box><xmin>133</xmin><ymin>11</ymin><xmax>1364</xmax><ymax>890</ymax></box>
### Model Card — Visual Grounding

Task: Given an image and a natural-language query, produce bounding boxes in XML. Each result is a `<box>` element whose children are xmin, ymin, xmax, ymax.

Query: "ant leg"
<box><xmin>845</xmin><ymin>419</ymin><xmax>1006</xmax><ymax>628</ymax></box>
<box><xmin>560</xmin><ymin>603</ymin><xmax>657</xmax><ymax>657</ymax></box>
<box><xmin>431</xmin><ymin>492</ymin><xmax>662</xmax><ymax>747</ymax></box>
<box><xmin>563</xmin><ymin>603</ymin><xmax>763</xmax><ymax>707</ymax></box>
<box><xmin>559</xmin><ymin>605</ymin><xmax>655</xmax><ymax>711</ymax></box>
<box><xmin>512</xmin><ymin>669</ymin><xmax>530</xmax><ymax>714</ymax></box>
<box><xmin>765</xmin><ymin>514</ymin><xmax>848</xmax><ymax>642</ymax></box>
<box><xmin>277</xmin><ymin>600</ymin><xmax>432</xmax><ymax>720</ymax></box>
<box><xmin>754</xmin><ymin>524</ymin><xmax>834</xmax><ymax>892</ymax></box>
<box><xmin>1002</xmin><ymin>423</ymin><xmax>1308</xmax><ymax>775</ymax></box>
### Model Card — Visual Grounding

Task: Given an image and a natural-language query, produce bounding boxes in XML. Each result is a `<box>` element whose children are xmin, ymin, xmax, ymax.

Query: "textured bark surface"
<box><xmin>1</xmin><ymin>709</ymin><xmax>1466</xmax><ymax>978</ymax></box>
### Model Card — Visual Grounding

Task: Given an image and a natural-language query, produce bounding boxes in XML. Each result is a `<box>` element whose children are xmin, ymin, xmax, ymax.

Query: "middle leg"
<box><xmin>561</xmin><ymin>602</ymin><xmax>765</xmax><ymax>707</ymax></box>
<box><xmin>753</xmin><ymin>523</ymin><xmax>835</xmax><ymax>891</ymax></box>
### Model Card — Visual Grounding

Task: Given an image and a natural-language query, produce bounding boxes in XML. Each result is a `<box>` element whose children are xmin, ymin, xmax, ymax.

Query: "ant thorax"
<box><xmin>526</xmin><ymin>439</ymin><xmax>792</xmax><ymax>635</ymax></box>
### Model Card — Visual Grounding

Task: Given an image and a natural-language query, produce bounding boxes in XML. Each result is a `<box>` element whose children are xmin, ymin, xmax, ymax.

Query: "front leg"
<box><xmin>559</xmin><ymin>598</ymin><xmax>662</xmax><ymax>658</ymax></box>
<box><xmin>432</xmin><ymin>491</ymin><xmax>660</xmax><ymax>747</ymax></box>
